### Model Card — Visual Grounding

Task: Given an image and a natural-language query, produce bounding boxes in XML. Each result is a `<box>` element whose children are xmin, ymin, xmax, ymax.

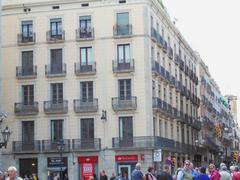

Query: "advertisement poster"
<box><xmin>82</xmin><ymin>163</ymin><xmax>94</xmax><ymax>180</ymax></box>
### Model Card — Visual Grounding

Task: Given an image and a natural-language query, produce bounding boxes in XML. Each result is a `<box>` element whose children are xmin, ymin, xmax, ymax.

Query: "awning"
<box><xmin>47</xmin><ymin>167</ymin><xmax>67</xmax><ymax>172</ymax></box>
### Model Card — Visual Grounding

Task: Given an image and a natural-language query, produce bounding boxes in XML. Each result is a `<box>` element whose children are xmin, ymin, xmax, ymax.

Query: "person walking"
<box><xmin>6</xmin><ymin>166</ymin><xmax>23</xmax><ymax>180</ymax></box>
<box><xmin>232</xmin><ymin>166</ymin><xmax>240</xmax><ymax>180</ymax></box>
<box><xmin>177</xmin><ymin>160</ymin><xmax>193</xmax><ymax>180</ymax></box>
<box><xmin>110</xmin><ymin>173</ymin><xmax>116</xmax><ymax>180</ymax></box>
<box><xmin>157</xmin><ymin>165</ymin><xmax>172</xmax><ymax>180</ymax></box>
<box><xmin>198</xmin><ymin>167</ymin><xmax>210</xmax><ymax>180</ymax></box>
<box><xmin>131</xmin><ymin>163</ymin><xmax>144</xmax><ymax>180</ymax></box>
<box><xmin>219</xmin><ymin>164</ymin><xmax>231</xmax><ymax>180</ymax></box>
<box><xmin>209</xmin><ymin>164</ymin><xmax>221</xmax><ymax>180</ymax></box>
<box><xmin>145</xmin><ymin>166</ymin><xmax>157</xmax><ymax>180</ymax></box>
<box><xmin>100</xmin><ymin>170</ymin><xmax>108</xmax><ymax>180</ymax></box>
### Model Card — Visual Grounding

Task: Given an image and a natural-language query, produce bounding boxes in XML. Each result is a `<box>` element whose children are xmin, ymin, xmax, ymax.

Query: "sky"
<box><xmin>162</xmin><ymin>0</ymin><xmax>240</xmax><ymax>120</ymax></box>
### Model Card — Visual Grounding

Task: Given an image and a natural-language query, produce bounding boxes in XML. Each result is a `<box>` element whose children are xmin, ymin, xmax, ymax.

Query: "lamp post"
<box><xmin>57</xmin><ymin>139</ymin><xmax>65</xmax><ymax>180</ymax></box>
<box><xmin>0</xmin><ymin>112</ymin><xmax>11</xmax><ymax>148</ymax></box>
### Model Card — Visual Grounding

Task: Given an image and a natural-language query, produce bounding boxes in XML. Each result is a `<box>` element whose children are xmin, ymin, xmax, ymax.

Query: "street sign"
<box><xmin>154</xmin><ymin>149</ymin><xmax>162</xmax><ymax>162</ymax></box>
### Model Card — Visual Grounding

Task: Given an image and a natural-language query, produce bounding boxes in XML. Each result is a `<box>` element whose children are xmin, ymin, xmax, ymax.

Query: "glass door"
<box><xmin>118</xmin><ymin>165</ymin><xmax>131</xmax><ymax>180</ymax></box>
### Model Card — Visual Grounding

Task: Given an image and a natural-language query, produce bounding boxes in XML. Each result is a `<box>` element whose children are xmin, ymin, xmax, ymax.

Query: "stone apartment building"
<box><xmin>1</xmin><ymin>0</ymin><xmax>237</xmax><ymax>179</ymax></box>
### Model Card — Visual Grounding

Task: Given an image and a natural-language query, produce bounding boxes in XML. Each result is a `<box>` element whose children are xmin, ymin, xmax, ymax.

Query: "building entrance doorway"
<box><xmin>19</xmin><ymin>158</ymin><xmax>38</xmax><ymax>178</ymax></box>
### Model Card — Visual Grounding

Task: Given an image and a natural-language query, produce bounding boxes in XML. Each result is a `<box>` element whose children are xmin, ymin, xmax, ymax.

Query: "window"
<box><xmin>181</xmin><ymin>125</ymin><xmax>185</xmax><ymax>143</ymax></box>
<box><xmin>22</xmin><ymin>51</ymin><xmax>33</xmax><ymax>75</ymax></box>
<box><xmin>177</xmin><ymin>126</ymin><xmax>180</xmax><ymax>141</ymax></box>
<box><xmin>159</xmin><ymin>120</ymin><xmax>162</xmax><ymax>137</ymax></box>
<box><xmin>79</xmin><ymin>16</ymin><xmax>92</xmax><ymax>38</ymax></box>
<box><xmin>158</xmin><ymin>83</ymin><xmax>161</xmax><ymax>98</ymax></box>
<box><xmin>116</xmin><ymin>12</ymin><xmax>129</xmax><ymax>35</ymax></box>
<box><xmin>164</xmin><ymin>121</ymin><xmax>168</xmax><ymax>138</ymax></box>
<box><xmin>22</xmin><ymin>85</ymin><xmax>34</xmax><ymax>105</ymax></box>
<box><xmin>80</xmin><ymin>47</ymin><xmax>92</xmax><ymax>65</ymax></box>
<box><xmin>51</xmin><ymin>120</ymin><xmax>63</xmax><ymax>141</ymax></box>
<box><xmin>175</xmin><ymin>68</ymin><xmax>178</xmax><ymax>79</ymax></box>
<box><xmin>81</xmin><ymin>118</ymin><xmax>94</xmax><ymax>141</ymax></box>
<box><xmin>153</xmin><ymin>117</ymin><xmax>156</xmax><ymax>136</ymax></box>
<box><xmin>50</xmin><ymin>18</ymin><xmax>62</xmax><ymax>37</ymax></box>
<box><xmin>171</xmin><ymin>124</ymin><xmax>173</xmax><ymax>139</ymax></box>
<box><xmin>157</xmin><ymin>52</ymin><xmax>160</xmax><ymax>64</ymax></box>
<box><xmin>163</xmin><ymin>87</ymin><xmax>166</xmax><ymax>101</ymax></box>
<box><xmin>117</xmin><ymin>44</ymin><xmax>130</xmax><ymax>63</ymax></box>
<box><xmin>169</xmin><ymin>90</ymin><xmax>172</xmax><ymax>104</ymax></box>
<box><xmin>21</xmin><ymin>20</ymin><xmax>33</xmax><ymax>38</ymax></box>
<box><xmin>152</xmin><ymin>81</ymin><xmax>156</xmax><ymax>97</ymax></box>
<box><xmin>151</xmin><ymin>46</ymin><xmax>155</xmax><ymax>60</ymax></box>
<box><xmin>80</xmin><ymin>81</ymin><xmax>93</xmax><ymax>101</ymax></box>
<box><xmin>50</xmin><ymin>49</ymin><xmax>62</xmax><ymax>73</ymax></box>
<box><xmin>51</xmin><ymin>83</ymin><xmax>63</xmax><ymax>103</ymax></box>
<box><xmin>119</xmin><ymin>79</ymin><xmax>131</xmax><ymax>99</ymax></box>
<box><xmin>176</xmin><ymin>95</ymin><xmax>179</xmax><ymax>109</ymax></box>
<box><xmin>169</xmin><ymin>63</ymin><xmax>171</xmax><ymax>73</ymax></box>
<box><xmin>22</xmin><ymin>121</ymin><xmax>34</xmax><ymax>143</ymax></box>
<box><xmin>119</xmin><ymin>117</ymin><xmax>133</xmax><ymax>143</ymax></box>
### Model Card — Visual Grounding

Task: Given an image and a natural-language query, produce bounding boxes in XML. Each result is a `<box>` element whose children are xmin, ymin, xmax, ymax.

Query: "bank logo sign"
<box><xmin>154</xmin><ymin>149</ymin><xmax>162</xmax><ymax>162</ymax></box>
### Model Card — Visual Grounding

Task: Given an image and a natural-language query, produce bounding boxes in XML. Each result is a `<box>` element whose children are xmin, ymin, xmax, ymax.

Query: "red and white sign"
<box><xmin>115</xmin><ymin>155</ymin><xmax>138</xmax><ymax>162</ymax></box>
<box><xmin>82</xmin><ymin>163</ymin><xmax>94</xmax><ymax>177</ymax></box>
<box><xmin>78</xmin><ymin>156</ymin><xmax>98</xmax><ymax>180</ymax></box>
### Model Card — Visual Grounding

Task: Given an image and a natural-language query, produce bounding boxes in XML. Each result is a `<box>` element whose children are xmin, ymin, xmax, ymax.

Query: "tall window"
<box><xmin>22</xmin><ymin>121</ymin><xmax>34</xmax><ymax>143</ymax></box>
<box><xmin>22</xmin><ymin>51</ymin><xmax>33</xmax><ymax>75</ymax></box>
<box><xmin>152</xmin><ymin>81</ymin><xmax>156</xmax><ymax>97</ymax></box>
<box><xmin>119</xmin><ymin>117</ymin><xmax>133</xmax><ymax>141</ymax></box>
<box><xmin>81</xmin><ymin>118</ymin><xmax>94</xmax><ymax>141</ymax></box>
<box><xmin>79</xmin><ymin>16</ymin><xmax>91</xmax><ymax>38</ymax></box>
<box><xmin>80</xmin><ymin>47</ymin><xmax>92</xmax><ymax>65</ymax></box>
<box><xmin>50</xmin><ymin>49</ymin><xmax>62</xmax><ymax>73</ymax></box>
<box><xmin>117</xmin><ymin>44</ymin><xmax>130</xmax><ymax>63</ymax></box>
<box><xmin>171</xmin><ymin>124</ymin><xmax>174</xmax><ymax>139</ymax></box>
<box><xmin>153</xmin><ymin>117</ymin><xmax>156</xmax><ymax>136</ymax></box>
<box><xmin>50</xmin><ymin>18</ymin><xmax>62</xmax><ymax>37</ymax></box>
<box><xmin>181</xmin><ymin>125</ymin><xmax>185</xmax><ymax>143</ymax></box>
<box><xmin>21</xmin><ymin>20</ymin><xmax>33</xmax><ymax>39</ymax></box>
<box><xmin>164</xmin><ymin>121</ymin><xmax>168</xmax><ymax>138</ymax></box>
<box><xmin>22</xmin><ymin>85</ymin><xmax>34</xmax><ymax>105</ymax></box>
<box><xmin>51</xmin><ymin>120</ymin><xmax>63</xmax><ymax>141</ymax></box>
<box><xmin>80</xmin><ymin>81</ymin><xmax>93</xmax><ymax>101</ymax></box>
<box><xmin>177</xmin><ymin>126</ymin><xmax>180</xmax><ymax>141</ymax></box>
<box><xmin>151</xmin><ymin>46</ymin><xmax>155</xmax><ymax>60</ymax></box>
<box><xmin>163</xmin><ymin>87</ymin><xmax>166</xmax><ymax>101</ymax></box>
<box><xmin>116</xmin><ymin>12</ymin><xmax>129</xmax><ymax>35</ymax></box>
<box><xmin>119</xmin><ymin>79</ymin><xmax>131</xmax><ymax>100</ymax></box>
<box><xmin>169</xmin><ymin>63</ymin><xmax>172</xmax><ymax>74</ymax></box>
<box><xmin>157</xmin><ymin>52</ymin><xmax>160</xmax><ymax>64</ymax></box>
<box><xmin>159</xmin><ymin>120</ymin><xmax>162</xmax><ymax>137</ymax></box>
<box><xmin>158</xmin><ymin>83</ymin><xmax>161</xmax><ymax>98</ymax></box>
<box><xmin>175</xmin><ymin>68</ymin><xmax>178</xmax><ymax>79</ymax></box>
<box><xmin>176</xmin><ymin>95</ymin><xmax>179</xmax><ymax>109</ymax></box>
<box><xmin>51</xmin><ymin>83</ymin><xmax>63</xmax><ymax>103</ymax></box>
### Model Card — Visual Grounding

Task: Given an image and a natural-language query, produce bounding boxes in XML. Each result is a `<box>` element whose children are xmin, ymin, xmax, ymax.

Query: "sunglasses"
<box><xmin>185</xmin><ymin>164</ymin><xmax>190</xmax><ymax>166</ymax></box>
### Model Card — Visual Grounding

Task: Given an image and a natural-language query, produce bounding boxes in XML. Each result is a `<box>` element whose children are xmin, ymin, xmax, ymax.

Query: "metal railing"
<box><xmin>72</xmin><ymin>138</ymin><xmax>101</xmax><ymax>151</ymax></box>
<box><xmin>163</xmin><ymin>40</ymin><xmax>168</xmax><ymax>53</ymax></box>
<box><xmin>113</xmin><ymin>24</ymin><xmax>132</xmax><ymax>36</ymax></box>
<box><xmin>13</xmin><ymin>140</ymin><xmax>41</xmax><ymax>153</ymax></box>
<box><xmin>42</xmin><ymin>139</ymin><xmax>70</xmax><ymax>152</ymax></box>
<box><xmin>112</xmin><ymin>59</ymin><xmax>134</xmax><ymax>73</ymax></box>
<box><xmin>168</xmin><ymin>46</ymin><xmax>173</xmax><ymax>59</ymax></box>
<box><xmin>75</xmin><ymin>62</ymin><xmax>96</xmax><ymax>75</ymax></box>
<box><xmin>112</xmin><ymin>96</ymin><xmax>137</xmax><ymax>111</ymax></box>
<box><xmin>14</xmin><ymin>102</ymin><xmax>39</xmax><ymax>116</ymax></box>
<box><xmin>44</xmin><ymin>100</ymin><xmax>68</xmax><ymax>114</ymax></box>
<box><xmin>45</xmin><ymin>64</ymin><xmax>67</xmax><ymax>77</ymax></box>
<box><xmin>17</xmin><ymin>33</ymin><xmax>36</xmax><ymax>45</ymax></box>
<box><xmin>73</xmin><ymin>99</ymin><xmax>98</xmax><ymax>113</ymax></box>
<box><xmin>152</xmin><ymin>60</ymin><xmax>160</xmax><ymax>74</ymax></box>
<box><xmin>76</xmin><ymin>27</ymin><xmax>94</xmax><ymax>40</ymax></box>
<box><xmin>46</xmin><ymin>30</ymin><xmax>65</xmax><ymax>42</ymax></box>
<box><xmin>16</xmin><ymin>66</ymin><xmax>37</xmax><ymax>79</ymax></box>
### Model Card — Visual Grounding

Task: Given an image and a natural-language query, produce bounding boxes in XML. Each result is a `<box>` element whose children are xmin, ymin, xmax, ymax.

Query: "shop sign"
<box><xmin>82</xmin><ymin>163</ymin><xmax>94</xmax><ymax>179</ymax></box>
<box><xmin>115</xmin><ymin>155</ymin><xmax>138</xmax><ymax>162</ymax></box>
<box><xmin>153</xmin><ymin>149</ymin><xmax>162</xmax><ymax>162</ymax></box>
<box><xmin>47</xmin><ymin>157</ymin><xmax>67</xmax><ymax>168</ymax></box>
<box><xmin>78</xmin><ymin>156</ymin><xmax>98</xmax><ymax>164</ymax></box>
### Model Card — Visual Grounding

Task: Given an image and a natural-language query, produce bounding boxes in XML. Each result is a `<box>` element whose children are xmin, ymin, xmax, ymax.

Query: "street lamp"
<box><xmin>57</xmin><ymin>139</ymin><xmax>65</xmax><ymax>180</ymax></box>
<box><xmin>0</xmin><ymin>113</ymin><xmax>11</xmax><ymax>148</ymax></box>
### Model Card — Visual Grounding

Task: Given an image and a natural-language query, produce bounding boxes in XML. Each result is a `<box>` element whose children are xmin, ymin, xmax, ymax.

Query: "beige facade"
<box><xmin>1</xmin><ymin>0</ymin><xmax>212</xmax><ymax>179</ymax></box>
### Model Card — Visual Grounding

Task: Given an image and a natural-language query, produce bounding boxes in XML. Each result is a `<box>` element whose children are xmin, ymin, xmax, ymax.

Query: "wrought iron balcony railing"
<box><xmin>76</xmin><ymin>27</ymin><xmax>94</xmax><ymax>41</ymax></box>
<box><xmin>16</xmin><ymin>66</ymin><xmax>37</xmax><ymax>79</ymax></box>
<box><xmin>113</xmin><ymin>24</ymin><xmax>132</xmax><ymax>37</ymax></box>
<box><xmin>112</xmin><ymin>59</ymin><xmax>134</xmax><ymax>73</ymax></box>
<box><xmin>17</xmin><ymin>33</ymin><xmax>36</xmax><ymax>45</ymax></box>
<box><xmin>42</xmin><ymin>139</ymin><xmax>70</xmax><ymax>152</ymax></box>
<box><xmin>73</xmin><ymin>99</ymin><xmax>98</xmax><ymax>113</ymax></box>
<box><xmin>13</xmin><ymin>140</ymin><xmax>41</xmax><ymax>153</ymax></box>
<box><xmin>14</xmin><ymin>102</ymin><xmax>39</xmax><ymax>116</ymax></box>
<box><xmin>112</xmin><ymin>96</ymin><xmax>137</xmax><ymax>111</ymax></box>
<box><xmin>46</xmin><ymin>30</ymin><xmax>65</xmax><ymax>43</ymax></box>
<box><xmin>152</xmin><ymin>60</ymin><xmax>160</xmax><ymax>75</ymax></box>
<box><xmin>45</xmin><ymin>64</ymin><xmax>67</xmax><ymax>77</ymax></box>
<box><xmin>75</xmin><ymin>62</ymin><xmax>96</xmax><ymax>75</ymax></box>
<box><xmin>44</xmin><ymin>100</ymin><xmax>68</xmax><ymax>114</ymax></box>
<box><xmin>72</xmin><ymin>138</ymin><xmax>101</xmax><ymax>151</ymax></box>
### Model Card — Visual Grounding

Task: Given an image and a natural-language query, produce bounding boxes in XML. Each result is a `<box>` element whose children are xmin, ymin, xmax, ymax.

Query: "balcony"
<box><xmin>174</xmin><ymin>54</ymin><xmax>179</xmax><ymax>65</ymax></box>
<box><xmin>13</xmin><ymin>141</ymin><xmax>41</xmax><ymax>154</ymax></box>
<box><xmin>160</xmin><ymin>66</ymin><xmax>166</xmax><ymax>80</ymax></box>
<box><xmin>157</xmin><ymin>33</ymin><xmax>164</xmax><ymax>47</ymax></box>
<box><xmin>185</xmin><ymin>65</ymin><xmax>189</xmax><ymax>75</ymax></box>
<box><xmin>16</xmin><ymin>66</ymin><xmax>37</xmax><ymax>79</ymax></box>
<box><xmin>151</xmin><ymin>27</ymin><xmax>158</xmax><ymax>41</ymax></box>
<box><xmin>167</xmin><ymin>104</ymin><xmax>173</xmax><ymax>116</ymax></box>
<box><xmin>179</xmin><ymin>59</ymin><xmax>184</xmax><ymax>71</ymax></box>
<box><xmin>112</xmin><ymin>59</ymin><xmax>134</xmax><ymax>73</ymax></box>
<box><xmin>46</xmin><ymin>30</ymin><xmax>65</xmax><ymax>43</ymax></box>
<box><xmin>165</xmin><ymin>71</ymin><xmax>171</xmax><ymax>82</ymax></box>
<box><xmin>14</xmin><ymin>102</ymin><xmax>39</xmax><ymax>116</ymax></box>
<box><xmin>168</xmin><ymin>46</ymin><xmax>173</xmax><ymax>59</ymax></box>
<box><xmin>113</xmin><ymin>24</ymin><xmax>132</xmax><ymax>37</ymax></box>
<box><xmin>112</xmin><ymin>96</ymin><xmax>137</xmax><ymax>111</ymax></box>
<box><xmin>76</xmin><ymin>27</ymin><xmax>94</xmax><ymax>41</ymax></box>
<box><xmin>44</xmin><ymin>100</ymin><xmax>68</xmax><ymax>114</ymax></box>
<box><xmin>152</xmin><ymin>97</ymin><xmax>162</xmax><ymax>111</ymax></box>
<box><xmin>192</xmin><ymin>120</ymin><xmax>201</xmax><ymax>130</ymax></box>
<box><xmin>163</xmin><ymin>40</ymin><xmax>168</xmax><ymax>53</ymax></box>
<box><xmin>42</xmin><ymin>139</ymin><xmax>70</xmax><ymax>153</ymax></box>
<box><xmin>45</xmin><ymin>64</ymin><xmax>67</xmax><ymax>77</ymax></box>
<box><xmin>73</xmin><ymin>99</ymin><xmax>98</xmax><ymax>113</ymax></box>
<box><xmin>75</xmin><ymin>62</ymin><xmax>96</xmax><ymax>75</ymax></box>
<box><xmin>17</xmin><ymin>33</ymin><xmax>36</xmax><ymax>45</ymax></box>
<box><xmin>112</xmin><ymin>136</ymin><xmax>174</xmax><ymax>151</ymax></box>
<box><xmin>72</xmin><ymin>138</ymin><xmax>101</xmax><ymax>151</ymax></box>
<box><xmin>162</xmin><ymin>101</ymin><xmax>167</xmax><ymax>112</ymax></box>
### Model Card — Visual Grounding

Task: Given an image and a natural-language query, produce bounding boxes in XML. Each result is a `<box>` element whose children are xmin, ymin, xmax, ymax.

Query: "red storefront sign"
<box><xmin>115</xmin><ymin>155</ymin><xmax>138</xmax><ymax>162</ymax></box>
<box><xmin>78</xmin><ymin>156</ymin><xmax>98</xmax><ymax>180</ymax></box>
